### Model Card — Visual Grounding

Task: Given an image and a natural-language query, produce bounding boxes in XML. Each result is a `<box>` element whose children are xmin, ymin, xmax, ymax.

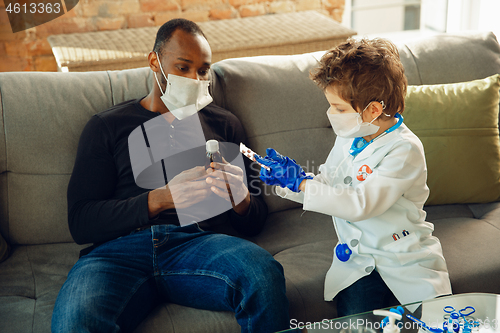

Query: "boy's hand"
<box><xmin>254</xmin><ymin>148</ymin><xmax>312</xmax><ymax>192</ymax></box>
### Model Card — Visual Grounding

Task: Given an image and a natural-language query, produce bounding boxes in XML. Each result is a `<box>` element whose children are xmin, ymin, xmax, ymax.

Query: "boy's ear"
<box><xmin>369</xmin><ymin>101</ymin><xmax>384</xmax><ymax>119</ymax></box>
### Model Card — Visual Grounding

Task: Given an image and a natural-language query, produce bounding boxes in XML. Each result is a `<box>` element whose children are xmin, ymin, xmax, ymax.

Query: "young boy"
<box><xmin>255</xmin><ymin>38</ymin><xmax>452</xmax><ymax>316</ymax></box>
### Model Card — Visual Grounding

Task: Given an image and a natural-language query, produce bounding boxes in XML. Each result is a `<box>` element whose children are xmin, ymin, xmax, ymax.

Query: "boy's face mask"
<box><xmin>154</xmin><ymin>52</ymin><xmax>213</xmax><ymax>120</ymax></box>
<box><xmin>327</xmin><ymin>102</ymin><xmax>381</xmax><ymax>138</ymax></box>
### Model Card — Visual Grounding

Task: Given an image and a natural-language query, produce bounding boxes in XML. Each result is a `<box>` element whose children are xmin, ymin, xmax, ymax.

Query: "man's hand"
<box><xmin>147</xmin><ymin>166</ymin><xmax>211</xmax><ymax>218</ymax></box>
<box><xmin>168</xmin><ymin>166</ymin><xmax>207</xmax><ymax>186</ymax></box>
<box><xmin>206</xmin><ymin>159</ymin><xmax>251</xmax><ymax>216</ymax></box>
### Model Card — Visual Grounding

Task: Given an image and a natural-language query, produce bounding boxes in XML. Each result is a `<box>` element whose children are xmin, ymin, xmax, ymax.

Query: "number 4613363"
<box><xmin>5</xmin><ymin>2</ymin><xmax>61</xmax><ymax>14</ymax></box>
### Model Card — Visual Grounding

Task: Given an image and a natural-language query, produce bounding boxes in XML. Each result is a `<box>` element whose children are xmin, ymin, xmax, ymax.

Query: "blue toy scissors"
<box><xmin>443</xmin><ymin>306</ymin><xmax>476</xmax><ymax>333</ymax></box>
<box><xmin>444</xmin><ymin>306</ymin><xmax>475</xmax><ymax>317</ymax></box>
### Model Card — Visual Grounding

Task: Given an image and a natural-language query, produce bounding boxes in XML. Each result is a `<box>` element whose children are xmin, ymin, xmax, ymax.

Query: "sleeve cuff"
<box><xmin>230</xmin><ymin>201</ymin><xmax>253</xmax><ymax>222</ymax></box>
<box><xmin>303</xmin><ymin>179</ymin><xmax>322</xmax><ymax>212</ymax></box>
<box><xmin>140</xmin><ymin>191</ymin><xmax>157</xmax><ymax>226</ymax></box>
<box><xmin>275</xmin><ymin>185</ymin><xmax>306</xmax><ymax>204</ymax></box>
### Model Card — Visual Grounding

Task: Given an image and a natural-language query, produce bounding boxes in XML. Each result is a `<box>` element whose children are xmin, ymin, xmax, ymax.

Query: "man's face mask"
<box><xmin>154</xmin><ymin>52</ymin><xmax>213</xmax><ymax>120</ymax></box>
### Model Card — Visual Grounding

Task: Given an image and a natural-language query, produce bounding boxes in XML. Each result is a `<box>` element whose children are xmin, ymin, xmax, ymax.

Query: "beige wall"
<box><xmin>0</xmin><ymin>0</ymin><xmax>345</xmax><ymax>72</ymax></box>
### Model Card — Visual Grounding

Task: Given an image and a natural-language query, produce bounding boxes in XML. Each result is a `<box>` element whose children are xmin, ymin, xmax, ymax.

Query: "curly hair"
<box><xmin>310</xmin><ymin>38</ymin><xmax>407</xmax><ymax>116</ymax></box>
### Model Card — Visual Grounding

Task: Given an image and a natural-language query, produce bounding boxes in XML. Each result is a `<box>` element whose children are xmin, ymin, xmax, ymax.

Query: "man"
<box><xmin>52</xmin><ymin>19</ymin><xmax>290</xmax><ymax>333</ymax></box>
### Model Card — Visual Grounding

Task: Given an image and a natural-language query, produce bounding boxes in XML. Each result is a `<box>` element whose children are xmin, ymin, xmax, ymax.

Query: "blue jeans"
<box><xmin>52</xmin><ymin>224</ymin><xmax>289</xmax><ymax>333</ymax></box>
<box><xmin>336</xmin><ymin>270</ymin><xmax>399</xmax><ymax>317</ymax></box>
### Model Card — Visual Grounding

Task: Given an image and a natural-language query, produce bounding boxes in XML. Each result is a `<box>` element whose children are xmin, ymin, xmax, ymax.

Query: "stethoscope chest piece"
<box><xmin>336</xmin><ymin>243</ymin><xmax>352</xmax><ymax>262</ymax></box>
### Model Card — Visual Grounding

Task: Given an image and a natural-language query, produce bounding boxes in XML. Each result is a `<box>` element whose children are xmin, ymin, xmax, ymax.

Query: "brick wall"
<box><xmin>0</xmin><ymin>0</ymin><xmax>345</xmax><ymax>72</ymax></box>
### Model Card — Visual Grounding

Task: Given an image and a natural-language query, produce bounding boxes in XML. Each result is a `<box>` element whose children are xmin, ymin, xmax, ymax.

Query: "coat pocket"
<box><xmin>382</xmin><ymin>233</ymin><xmax>431</xmax><ymax>265</ymax></box>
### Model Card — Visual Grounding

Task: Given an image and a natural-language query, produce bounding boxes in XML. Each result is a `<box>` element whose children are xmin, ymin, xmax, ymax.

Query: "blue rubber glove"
<box><xmin>254</xmin><ymin>148</ymin><xmax>312</xmax><ymax>192</ymax></box>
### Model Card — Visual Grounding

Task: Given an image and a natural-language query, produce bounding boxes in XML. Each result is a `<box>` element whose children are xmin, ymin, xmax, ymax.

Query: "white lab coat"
<box><xmin>276</xmin><ymin>124</ymin><xmax>452</xmax><ymax>306</ymax></box>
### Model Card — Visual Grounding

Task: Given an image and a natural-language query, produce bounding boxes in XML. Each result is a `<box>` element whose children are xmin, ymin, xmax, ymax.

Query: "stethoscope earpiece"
<box><xmin>335</xmin><ymin>243</ymin><xmax>352</xmax><ymax>262</ymax></box>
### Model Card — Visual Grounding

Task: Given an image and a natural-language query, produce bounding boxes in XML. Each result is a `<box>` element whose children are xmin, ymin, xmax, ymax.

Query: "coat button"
<box><xmin>344</xmin><ymin>176</ymin><xmax>352</xmax><ymax>184</ymax></box>
<box><xmin>365</xmin><ymin>266</ymin><xmax>374</xmax><ymax>273</ymax></box>
<box><xmin>350</xmin><ymin>239</ymin><xmax>359</xmax><ymax>247</ymax></box>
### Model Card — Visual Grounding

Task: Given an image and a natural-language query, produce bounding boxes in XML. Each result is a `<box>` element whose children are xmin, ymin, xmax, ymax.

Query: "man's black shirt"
<box><xmin>67</xmin><ymin>98</ymin><xmax>267</xmax><ymax>246</ymax></box>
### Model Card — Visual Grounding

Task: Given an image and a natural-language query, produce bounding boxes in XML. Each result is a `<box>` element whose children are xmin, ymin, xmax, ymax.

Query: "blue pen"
<box><xmin>406</xmin><ymin>314</ymin><xmax>444</xmax><ymax>333</ymax></box>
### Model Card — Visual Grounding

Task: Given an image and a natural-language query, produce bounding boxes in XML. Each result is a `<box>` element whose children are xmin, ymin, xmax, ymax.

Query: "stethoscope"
<box><xmin>349</xmin><ymin>113</ymin><xmax>404</xmax><ymax>156</ymax></box>
<box><xmin>332</xmin><ymin>113</ymin><xmax>404</xmax><ymax>262</ymax></box>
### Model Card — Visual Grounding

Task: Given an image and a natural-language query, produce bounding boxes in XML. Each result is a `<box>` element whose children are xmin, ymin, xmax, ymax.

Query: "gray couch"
<box><xmin>1</xmin><ymin>31</ymin><xmax>499</xmax><ymax>333</ymax></box>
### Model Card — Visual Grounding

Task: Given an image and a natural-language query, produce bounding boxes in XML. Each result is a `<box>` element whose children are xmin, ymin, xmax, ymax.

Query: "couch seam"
<box><xmin>269</xmin><ymin>206</ymin><xmax>305</xmax><ymax>215</ymax></box>
<box><xmin>481</xmin><ymin>217</ymin><xmax>500</xmax><ymax>231</ymax></box>
<box><xmin>106</xmin><ymin>71</ymin><xmax>115</xmax><ymax>106</ymax></box>
<box><xmin>271</xmin><ymin>238</ymin><xmax>334</xmax><ymax>258</ymax></box>
<box><xmin>247</xmin><ymin>126</ymin><xmax>327</xmax><ymax>140</ymax></box>
<box><xmin>284</xmin><ymin>276</ymin><xmax>307</xmax><ymax>323</ymax></box>
<box><xmin>212</xmin><ymin>67</ymin><xmax>228</xmax><ymax>110</ymax></box>
<box><xmin>162</xmin><ymin>303</ymin><xmax>176</xmax><ymax>333</ymax></box>
<box><xmin>25</xmin><ymin>246</ymin><xmax>37</xmax><ymax>331</ymax></box>
<box><xmin>4</xmin><ymin>171</ymin><xmax>72</xmax><ymax>176</ymax></box>
<box><xmin>0</xmin><ymin>84</ymin><xmax>10</xmax><ymax>242</ymax></box>
<box><xmin>404</xmin><ymin>44</ymin><xmax>423</xmax><ymax>85</ymax></box>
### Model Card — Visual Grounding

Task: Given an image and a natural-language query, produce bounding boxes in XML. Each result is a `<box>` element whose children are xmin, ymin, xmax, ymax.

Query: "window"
<box><xmin>348</xmin><ymin>0</ymin><xmax>424</xmax><ymax>35</ymax></box>
<box><xmin>342</xmin><ymin>0</ymin><xmax>500</xmax><ymax>38</ymax></box>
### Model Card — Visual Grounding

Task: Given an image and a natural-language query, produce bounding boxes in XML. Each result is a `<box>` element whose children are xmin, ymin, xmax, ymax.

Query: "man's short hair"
<box><xmin>310</xmin><ymin>38</ymin><xmax>407</xmax><ymax>117</ymax></box>
<box><xmin>153</xmin><ymin>18</ymin><xmax>207</xmax><ymax>56</ymax></box>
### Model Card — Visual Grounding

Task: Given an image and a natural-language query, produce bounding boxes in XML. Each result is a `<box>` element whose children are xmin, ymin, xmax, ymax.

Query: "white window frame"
<box><xmin>342</xmin><ymin>0</ymin><xmax>500</xmax><ymax>37</ymax></box>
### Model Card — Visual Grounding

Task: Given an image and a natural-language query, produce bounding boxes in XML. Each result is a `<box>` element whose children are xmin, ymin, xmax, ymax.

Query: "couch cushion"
<box><xmin>404</xmin><ymin>74</ymin><xmax>500</xmax><ymax>205</ymax></box>
<box><xmin>275</xmin><ymin>240</ymin><xmax>337</xmax><ymax>323</ymax></box>
<box><xmin>107</xmin><ymin>67</ymin><xmax>155</xmax><ymax>105</ymax></box>
<box><xmin>0</xmin><ymin>243</ymin><xmax>86</xmax><ymax>333</ymax></box>
<box><xmin>0</xmin><ymin>68</ymin><xmax>156</xmax><ymax>245</ymax></box>
<box><xmin>0</xmin><ymin>296</ymin><xmax>36</xmax><ymax>333</ymax></box>
<box><xmin>0</xmin><ymin>72</ymin><xmax>112</xmax><ymax>245</ymax></box>
<box><xmin>135</xmin><ymin>304</ymin><xmax>239</xmax><ymax>333</ymax></box>
<box><xmin>427</xmin><ymin>202</ymin><xmax>500</xmax><ymax>295</ymax></box>
<box><xmin>248</xmin><ymin>209</ymin><xmax>335</xmax><ymax>256</ymax></box>
<box><xmin>399</xmin><ymin>31</ymin><xmax>500</xmax><ymax>85</ymax></box>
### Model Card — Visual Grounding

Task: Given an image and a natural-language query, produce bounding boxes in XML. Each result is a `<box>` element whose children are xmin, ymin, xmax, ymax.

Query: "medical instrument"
<box><xmin>239</xmin><ymin>143</ymin><xmax>270</xmax><ymax>170</ymax></box>
<box><xmin>349</xmin><ymin>113</ymin><xmax>404</xmax><ymax>156</ymax></box>
<box><xmin>206</xmin><ymin>140</ymin><xmax>235</xmax><ymax>207</ymax></box>
<box><xmin>206</xmin><ymin>140</ymin><xmax>223</xmax><ymax>170</ymax></box>
<box><xmin>333</xmin><ymin>217</ymin><xmax>352</xmax><ymax>262</ymax></box>
<box><xmin>381</xmin><ymin>306</ymin><xmax>405</xmax><ymax>328</ymax></box>
<box><xmin>406</xmin><ymin>314</ymin><xmax>444</xmax><ymax>333</ymax></box>
<box><xmin>327</xmin><ymin>148</ymin><xmax>357</xmax><ymax>262</ymax></box>
<box><xmin>373</xmin><ymin>309</ymin><xmax>402</xmax><ymax>333</ymax></box>
<box><xmin>443</xmin><ymin>306</ymin><xmax>475</xmax><ymax>318</ymax></box>
<box><xmin>443</xmin><ymin>306</ymin><xmax>476</xmax><ymax>333</ymax></box>
<box><xmin>336</xmin><ymin>242</ymin><xmax>352</xmax><ymax>262</ymax></box>
<box><xmin>446</xmin><ymin>313</ymin><xmax>460</xmax><ymax>333</ymax></box>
